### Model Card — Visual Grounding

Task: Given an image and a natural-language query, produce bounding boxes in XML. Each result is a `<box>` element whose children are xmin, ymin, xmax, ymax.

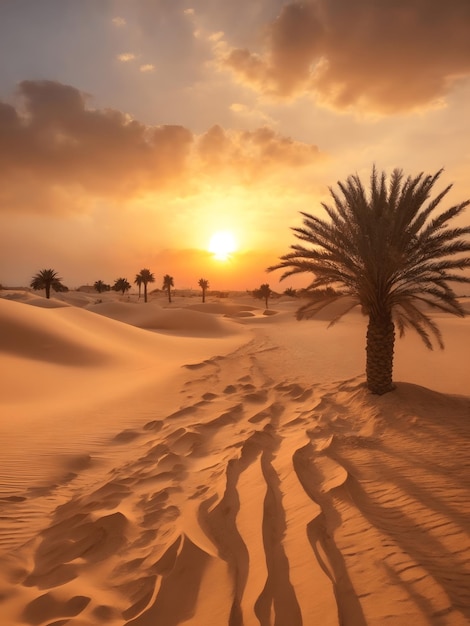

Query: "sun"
<box><xmin>208</xmin><ymin>230</ymin><xmax>237</xmax><ymax>261</ymax></box>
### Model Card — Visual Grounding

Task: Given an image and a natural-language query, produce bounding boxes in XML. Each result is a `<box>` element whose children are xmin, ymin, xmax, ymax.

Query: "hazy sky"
<box><xmin>1</xmin><ymin>0</ymin><xmax>470</xmax><ymax>291</ymax></box>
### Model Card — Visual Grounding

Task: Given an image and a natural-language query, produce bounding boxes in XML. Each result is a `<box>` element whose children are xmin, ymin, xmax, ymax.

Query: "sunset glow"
<box><xmin>0</xmin><ymin>1</ymin><xmax>469</xmax><ymax>291</ymax></box>
<box><xmin>208</xmin><ymin>231</ymin><xmax>237</xmax><ymax>261</ymax></box>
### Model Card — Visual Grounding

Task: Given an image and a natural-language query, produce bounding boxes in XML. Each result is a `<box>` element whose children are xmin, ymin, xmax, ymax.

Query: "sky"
<box><xmin>1</xmin><ymin>0</ymin><xmax>470</xmax><ymax>292</ymax></box>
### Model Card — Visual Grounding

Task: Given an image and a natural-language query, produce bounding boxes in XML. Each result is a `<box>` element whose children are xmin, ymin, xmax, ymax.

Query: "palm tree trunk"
<box><xmin>366</xmin><ymin>314</ymin><xmax>396</xmax><ymax>394</ymax></box>
<box><xmin>144</xmin><ymin>284</ymin><xmax>148</xmax><ymax>303</ymax></box>
<box><xmin>167</xmin><ymin>287</ymin><xmax>172</xmax><ymax>303</ymax></box>
<box><xmin>45</xmin><ymin>283</ymin><xmax>51</xmax><ymax>299</ymax></box>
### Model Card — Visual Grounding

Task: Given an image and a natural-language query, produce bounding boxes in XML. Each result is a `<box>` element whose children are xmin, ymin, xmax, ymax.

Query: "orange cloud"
<box><xmin>0</xmin><ymin>80</ymin><xmax>322</xmax><ymax>215</ymax></box>
<box><xmin>223</xmin><ymin>0</ymin><xmax>470</xmax><ymax>113</ymax></box>
<box><xmin>0</xmin><ymin>81</ymin><xmax>193</xmax><ymax>213</ymax></box>
<box><xmin>197</xmin><ymin>124</ymin><xmax>321</xmax><ymax>183</ymax></box>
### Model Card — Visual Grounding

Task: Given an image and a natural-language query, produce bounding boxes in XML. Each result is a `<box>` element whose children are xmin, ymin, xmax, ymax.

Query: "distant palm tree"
<box><xmin>198</xmin><ymin>278</ymin><xmax>209</xmax><ymax>303</ymax></box>
<box><xmin>284</xmin><ymin>287</ymin><xmax>298</xmax><ymax>297</ymax></box>
<box><xmin>137</xmin><ymin>269</ymin><xmax>155</xmax><ymax>303</ymax></box>
<box><xmin>134</xmin><ymin>274</ymin><xmax>143</xmax><ymax>299</ymax></box>
<box><xmin>163</xmin><ymin>274</ymin><xmax>174</xmax><ymax>303</ymax></box>
<box><xmin>257</xmin><ymin>283</ymin><xmax>272</xmax><ymax>309</ymax></box>
<box><xmin>113</xmin><ymin>277</ymin><xmax>131</xmax><ymax>295</ymax></box>
<box><xmin>269</xmin><ymin>167</ymin><xmax>470</xmax><ymax>394</ymax></box>
<box><xmin>30</xmin><ymin>269</ymin><xmax>64</xmax><ymax>299</ymax></box>
<box><xmin>94</xmin><ymin>280</ymin><xmax>109</xmax><ymax>293</ymax></box>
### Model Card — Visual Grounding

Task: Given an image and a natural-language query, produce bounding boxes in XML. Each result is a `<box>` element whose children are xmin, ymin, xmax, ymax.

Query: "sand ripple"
<box><xmin>1</xmin><ymin>294</ymin><xmax>469</xmax><ymax>625</ymax></box>
<box><xmin>1</xmin><ymin>334</ymin><xmax>469</xmax><ymax>625</ymax></box>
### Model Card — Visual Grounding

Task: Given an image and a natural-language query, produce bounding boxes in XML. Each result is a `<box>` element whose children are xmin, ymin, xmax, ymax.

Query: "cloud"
<box><xmin>230</xmin><ymin>103</ymin><xmax>247</xmax><ymax>113</ymax></box>
<box><xmin>0</xmin><ymin>80</ymin><xmax>193</xmax><ymax>214</ymax></box>
<box><xmin>112</xmin><ymin>16</ymin><xmax>127</xmax><ymax>27</ymax></box>
<box><xmin>117</xmin><ymin>53</ymin><xmax>137</xmax><ymax>62</ymax></box>
<box><xmin>199</xmin><ymin>123</ymin><xmax>324</xmax><ymax>188</ymax></box>
<box><xmin>0</xmin><ymin>80</ymin><xmax>322</xmax><ymax>215</ymax></box>
<box><xmin>139</xmin><ymin>64</ymin><xmax>155</xmax><ymax>73</ymax></box>
<box><xmin>197</xmin><ymin>124</ymin><xmax>322</xmax><ymax>183</ymax></box>
<box><xmin>229</xmin><ymin>102</ymin><xmax>277</xmax><ymax>126</ymax></box>
<box><xmin>223</xmin><ymin>0</ymin><xmax>470</xmax><ymax>113</ymax></box>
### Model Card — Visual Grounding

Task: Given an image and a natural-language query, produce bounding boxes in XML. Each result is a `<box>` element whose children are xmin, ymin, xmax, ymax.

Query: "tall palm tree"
<box><xmin>134</xmin><ymin>274</ymin><xmax>143</xmax><ymax>299</ymax></box>
<box><xmin>113</xmin><ymin>277</ymin><xmax>131</xmax><ymax>295</ymax></box>
<box><xmin>163</xmin><ymin>274</ymin><xmax>174</xmax><ymax>303</ymax></box>
<box><xmin>138</xmin><ymin>269</ymin><xmax>155</xmax><ymax>303</ymax></box>
<box><xmin>268</xmin><ymin>167</ymin><xmax>470</xmax><ymax>395</ymax></box>
<box><xmin>198</xmin><ymin>278</ymin><xmax>209</xmax><ymax>303</ymax></box>
<box><xmin>30</xmin><ymin>269</ymin><xmax>64</xmax><ymax>299</ymax></box>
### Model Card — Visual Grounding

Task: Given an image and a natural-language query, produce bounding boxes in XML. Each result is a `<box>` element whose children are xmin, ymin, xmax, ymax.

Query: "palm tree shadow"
<box><xmin>327</xmin><ymin>390</ymin><xmax>470</xmax><ymax>623</ymax></box>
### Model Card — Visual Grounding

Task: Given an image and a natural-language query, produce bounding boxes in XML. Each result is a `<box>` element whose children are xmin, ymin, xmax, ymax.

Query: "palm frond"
<box><xmin>393</xmin><ymin>299</ymin><xmax>444</xmax><ymax>349</ymax></box>
<box><xmin>295</xmin><ymin>293</ymin><xmax>359</xmax><ymax>324</ymax></box>
<box><xmin>267</xmin><ymin>166</ymin><xmax>470</xmax><ymax>349</ymax></box>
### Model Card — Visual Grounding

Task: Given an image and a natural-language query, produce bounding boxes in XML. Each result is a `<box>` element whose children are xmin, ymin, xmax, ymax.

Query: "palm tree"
<box><xmin>163</xmin><ymin>274</ymin><xmax>174</xmax><ymax>303</ymax></box>
<box><xmin>198</xmin><ymin>278</ymin><xmax>209</xmax><ymax>303</ymax></box>
<box><xmin>137</xmin><ymin>269</ymin><xmax>155</xmax><ymax>303</ymax></box>
<box><xmin>134</xmin><ymin>274</ymin><xmax>143</xmax><ymax>299</ymax></box>
<box><xmin>268</xmin><ymin>167</ymin><xmax>470</xmax><ymax>395</ymax></box>
<box><xmin>30</xmin><ymin>269</ymin><xmax>64</xmax><ymax>299</ymax></box>
<box><xmin>94</xmin><ymin>280</ymin><xmax>109</xmax><ymax>293</ymax></box>
<box><xmin>254</xmin><ymin>283</ymin><xmax>271</xmax><ymax>309</ymax></box>
<box><xmin>113</xmin><ymin>277</ymin><xmax>131</xmax><ymax>295</ymax></box>
<box><xmin>284</xmin><ymin>287</ymin><xmax>298</xmax><ymax>297</ymax></box>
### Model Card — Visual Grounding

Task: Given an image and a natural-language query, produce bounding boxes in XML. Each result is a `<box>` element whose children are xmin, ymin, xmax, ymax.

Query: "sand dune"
<box><xmin>0</xmin><ymin>290</ymin><xmax>469</xmax><ymax>625</ymax></box>
<box><xmin>85</xmin><ymin>300</ymin><xmax>244</xmax><ymax>336</ymax></box>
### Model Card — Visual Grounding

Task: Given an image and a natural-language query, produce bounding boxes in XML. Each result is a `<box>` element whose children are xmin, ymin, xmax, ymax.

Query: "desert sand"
<box><xmin>0</xmin><ymin>288</ymin><xmax>469</xmax><ymax>626</ymax></box>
